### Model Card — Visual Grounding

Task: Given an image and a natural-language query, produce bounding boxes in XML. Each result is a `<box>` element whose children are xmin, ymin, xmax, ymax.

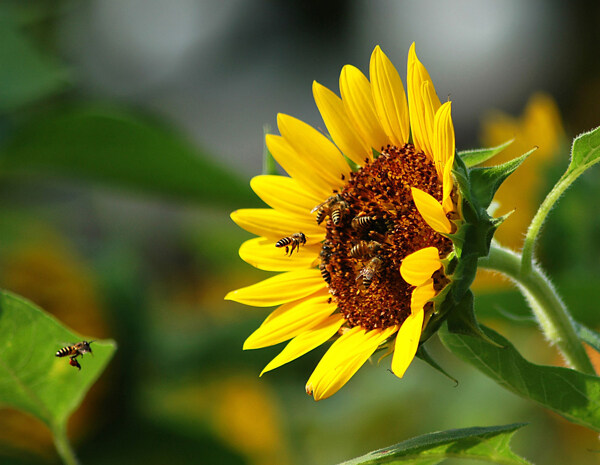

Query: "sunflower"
<box><xmin>226</xmin><ymin>44</ymin><xmax>462</xmax><ymax>401</ymax></box>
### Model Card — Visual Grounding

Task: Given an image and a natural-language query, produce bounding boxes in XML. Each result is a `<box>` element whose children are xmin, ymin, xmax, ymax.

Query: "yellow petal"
<box><xmin>266</xmin><ymin>134</ymin><xmax>333</xmax><ymax>199</ymax></box>
<box><xmin>410</xmin><ymin>279</ymin><xmax>437</xmax><ymax>314</ymax></box>
<box><xmin>306</xmin><ymin>326</ymin><xmax>398</xmax><ymax>400</ymax></box>
<box><xmin>400</xmin><ymin>246</ymin><xmax>441</xmax><ymax>286</ymax></box>
<box><xmin>277</xmin><ymin>113</ymin><xmax>350</xmax><ymax>190</ymax></box>
<box><xmin>250</xmin><ymin>175</ymin><xmax>322</xmax><ymax>217</ymax></box>
<box><xmin>238</xmin><ymin>237</ymin><xmax>320</xmax><ymax>272</ymax></box>
<box><xmin>407</xmin><ymin>43</ymin><xmax>441</xmax><ymax>157</ymax></box>
<box><xmin>225</xmin><ymin>269</ymin><xmax>325</xmax><ymax>307</ymax></box>
<box><xmin>244</xmin><ymin>289</ymin><xmax>337</xmax><ymax>349</ymax></box>
<box><xmin>230</xmin><ymin>208</ymin><xmax>324</xmax><ymax>240</ymax></box>
<box><xmin>433</xmin><ymin>101</ymin><xmax>455</xmax><ymax>177</ymax></box>
<box><xmin>391</xmin><ymin>309</ymin><xmax>424</xmax><ymax>377</ymax></box>
<box><xmin>411</xmin><ymin>187</ymin><xmax>452</xmax><ymax>234</ymax></box>
<box><xmin>442</xmin><ymin>155</ymin><xmax>455</xmax><ymax>213</ymax></box>
<box><xmin>370</xmin><ymin>46</ymin><xmax>409</xmax><ymax>147</ymax></box>
<box><xmin>339</xmin><ymin>65</ymin><xmax>389</xmax><ymax>152</ymax></box>
<box><xmin>260</xmin><ymin>314</ymin><xmax>345</xmax><ymax>375</ymax></box>
<box><xmin>313</xmin><ymin>81</ymin><xmax>371</xmax><ymax>166</ymax></box>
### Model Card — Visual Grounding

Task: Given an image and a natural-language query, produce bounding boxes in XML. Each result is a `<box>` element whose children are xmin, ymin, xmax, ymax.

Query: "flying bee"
<box><xmin>311</xmin><ymin>194</ymin><xmax>349</xmax><ymax>225</ymax></box>
<box><xmin>56</xmin><ymin>341</ymin><xmax>94</xmax><ymax>371</ymax></box>
<box><xmin>351</xmin><ymin>215</ymin><xmax>377</xmax><ymax>232</ymax></box>
<box><xmin>349</xmin><ymin>240</ymin><xmax>381</xmax><ymax>259</ymax></box>
<box><xmin>275</xmin><ymin>232</ymin><xmax>306</xmax><ymax>256</ymax></box>
<box><xmin>356</xmin><ymin>256</ymin><xmax>384</xmax><ymax>289</ymax></box>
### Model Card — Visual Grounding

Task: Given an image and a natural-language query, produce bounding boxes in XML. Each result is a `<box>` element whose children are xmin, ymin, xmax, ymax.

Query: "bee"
<box><xmin>311</xmin><ymin>194</ymin><xmax>349</xmax><ymax>225</ymax></box>
<box><xmin>319</xmin><ymin>242</ymin><xmax>334</xmax><ymax>284</ymax></box>
<box><xmin>275</xmin><ymin>232</ymin><xmax>306</xmax><ymax>255</ymax></box>
<box><xmin>56</xmin><ymin>341</ymin><xmax>94</xmax><ymax>371</ymax></box>
<box><xmin>356</xmin><ymin>256</ymin><xmax>384</xmax><ymax>289</ymax></box>
<box><xmin>349</xmin><ymin>240</ymin><xmax>381</xmax><ymax>259</ymax></box>
<box><xmin>351</xmin><ymin>215</ymin><xmax>377</xmax><ymax>231</ymax></box>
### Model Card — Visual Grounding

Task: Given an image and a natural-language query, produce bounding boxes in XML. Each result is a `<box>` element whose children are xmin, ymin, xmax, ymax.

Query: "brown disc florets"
<box><xmin>317</xmin><ymin>144</ymin><xmax>453</xmax><ymax>331</ymax></box>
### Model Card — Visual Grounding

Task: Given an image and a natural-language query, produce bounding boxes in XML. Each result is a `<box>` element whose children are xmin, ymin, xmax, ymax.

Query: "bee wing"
<box><xmin>310</xmin><ymin>200</ymin><xmax>327</xmax><ymax>213</ymax></box>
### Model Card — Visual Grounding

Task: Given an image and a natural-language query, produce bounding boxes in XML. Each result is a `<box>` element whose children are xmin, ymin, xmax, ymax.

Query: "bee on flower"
<box><xmin>226</xmin><ymin>44</ymin><xmax>515</xmax><ymax>400</ymax></box>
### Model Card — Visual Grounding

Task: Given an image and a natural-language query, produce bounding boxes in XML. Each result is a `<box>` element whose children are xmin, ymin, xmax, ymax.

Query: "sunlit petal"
<box><xmin>370</xmin><ymin>46</ymin><xmax>409</xmax><ymax>146</ymax></box>
<box><xmin>277</xmin><ymin>114</ymin><xmax>351</xmax><ymax>190</ymax></box>
<box><xmin>313</xmin><ymin>81</ymin><xmax>371</xmax><ymax>165</ymax></box>
<box><xmin>260</xmin><ymin>314</ymin><xmax>345</xmax><ymax>375</ymax></box>
<box><xmin>230</xmin><ymin>208</ymin><xmax>324</xmax><ymax>240</ymax></box>
<box><xmin>266</xmin><ymin>134</ymin><xmax>334</xmax><ymax>198</ymax></box>
<box><xmin>225</xmin><ymin>269</ymin><xmax>325</xmax><ymax>307</ymax></box>
<box><xmin>391</xmin><ymin>309</ymin><xmax>424</xmax><ymax>377</ymax></box>
<box><xmin>250</xmin><ymin>175</ymin><xmax>322</xmax><ymax>217</ymax></box>
<box><xmin>340</xmin><ymin>65</ymin><xmax>389</xmax><ymax>151</ymax></box>
<box><xmin>239</xmin><ymin>237</ymin><xmax>320</xmax><ymax>272</ymax></box>
<box><xmin>244</xmin><ymin>289</ymin><xmax>337</xmax><ymax>349</ymax></box>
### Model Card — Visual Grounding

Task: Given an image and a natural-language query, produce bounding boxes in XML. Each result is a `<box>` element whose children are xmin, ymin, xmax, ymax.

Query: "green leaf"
<box><xmin>0</xmin><ymin>105</ymin><xmax>254</xmax><ymax>207</ymax></box>
<box><xmin>0</xmin><ymin>290</ymin><xmax>115</xmax><ymax>430</ymax></box>
<box><xmin>458</xmin><ymin>139</ymin><xmax>514</xmax><ymax>168</ymax></box>
<box><xmin>415</xmin><ymin>345</ymin><xmax>458</xmax><ymax>385</ymax></box>
<box><xmin>338</xmin><ymin>423</ymin><xmax>530</xmax><ymax>465</ymax></box>
<box><xmin>566</xmin><ymin>125</ymin><xmax>600</xmax><ymax>178</ymax></box>
<box><xmin>439</xmin><ymin>324</ymin><xmax>600</xmax><ymax>431</ymax></box>
<box><xmin>468</xmin><ymin>149</ymin><xmax>535</xmax><ymax>210</ymax></box>
<box><xmin>0</xmin><ymin>12</ymin><xmax>69</xmax><ymax>112</ymax></box>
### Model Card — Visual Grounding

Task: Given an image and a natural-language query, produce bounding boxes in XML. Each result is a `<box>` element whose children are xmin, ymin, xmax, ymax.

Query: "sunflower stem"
<box><xmin>479</xmin><ymin>243</ymin><xmax>595</xmax><ymax>375</ymax></box>
<box><xmin>521</xmin><ymin>171</ymin><xmax>577</xmax><ymax>275</ymax></box>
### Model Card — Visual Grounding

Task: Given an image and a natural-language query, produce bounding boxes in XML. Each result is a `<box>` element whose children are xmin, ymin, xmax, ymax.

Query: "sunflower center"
<box><xmin>318</xmin><ymin>144</ymin><xmax>452</xmax><ymax>330</ymax></box>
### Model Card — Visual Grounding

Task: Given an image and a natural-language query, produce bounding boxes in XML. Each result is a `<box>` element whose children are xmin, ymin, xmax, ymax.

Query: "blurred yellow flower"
<box><xmin>475</xmin><ymin>93</ymin><xmax>565</xmax><ymax>288</ymax></box>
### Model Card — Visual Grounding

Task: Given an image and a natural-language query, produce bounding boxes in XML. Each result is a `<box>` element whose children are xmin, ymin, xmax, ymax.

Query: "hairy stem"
<box><xmin>480</xmin><ymin>243</ymin><xmax>595</xmax><ymax>375</ymax></box>
<box><xmin>521</xmin><ymin>172</ymin><xmax>577</xmax><ymax>275</ymax></box>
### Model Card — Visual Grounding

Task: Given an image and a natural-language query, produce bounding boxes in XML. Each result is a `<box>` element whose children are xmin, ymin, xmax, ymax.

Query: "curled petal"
<box><xmin>400</xmin><ymin>247</ymin><xmax>441</xmax><ymax>286</ymax></box>
<box><xmin>410</xmin><ymin>279</ymin><xmax>437</xmax><ymax>314</ymax></box>
<box><xmin>407</xmin><ymin>43</ymin><xmax>441</xmax><ymax>157</ymax></box>
<box><xmin>433</xmin><ymin>101</ymin><xmax>455</xmax><ymax>177</ymax></box>
<box><xmin>411</xmin><ymin>187</ymin><xmax>452</xmax><ymax>234</ymax></box>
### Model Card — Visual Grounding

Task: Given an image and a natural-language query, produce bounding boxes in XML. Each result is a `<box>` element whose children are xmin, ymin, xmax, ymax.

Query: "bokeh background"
<box><xmin>1</xmin><ymin>1</ymin><xmax>600</xmax><ymax>464</ymax></box>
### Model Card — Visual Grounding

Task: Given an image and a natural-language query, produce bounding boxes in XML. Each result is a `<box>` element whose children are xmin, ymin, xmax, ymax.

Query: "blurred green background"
<box><xmin>0</xmin><ymin>1</ymin><xmax>599</xmax><ymax>464</ymax></box>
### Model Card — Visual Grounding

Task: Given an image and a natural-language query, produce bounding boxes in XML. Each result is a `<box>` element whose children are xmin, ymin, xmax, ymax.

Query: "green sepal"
<box><xmin>446</xmin><ymin>290</ymin><xmax>504</xmax><ymax>347</ymax></box>
<box><xmin>372</xmin><ymin>147</ymin><xmax>381</xmax><ymax>159</ymax></box>
<box><xmin>468</xmin><ymin>148</ymin><xmax>536</xmax><ymax>209</ymax></box>
<box><xmin>458</xmin><ymin>139</ymin><xmax>514</xmax><ymax>168</ymax></box>
<box><xmin>416</xmin><ymin>344</ymin><xmax>458</xmax><ymax>385</ymax></box>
